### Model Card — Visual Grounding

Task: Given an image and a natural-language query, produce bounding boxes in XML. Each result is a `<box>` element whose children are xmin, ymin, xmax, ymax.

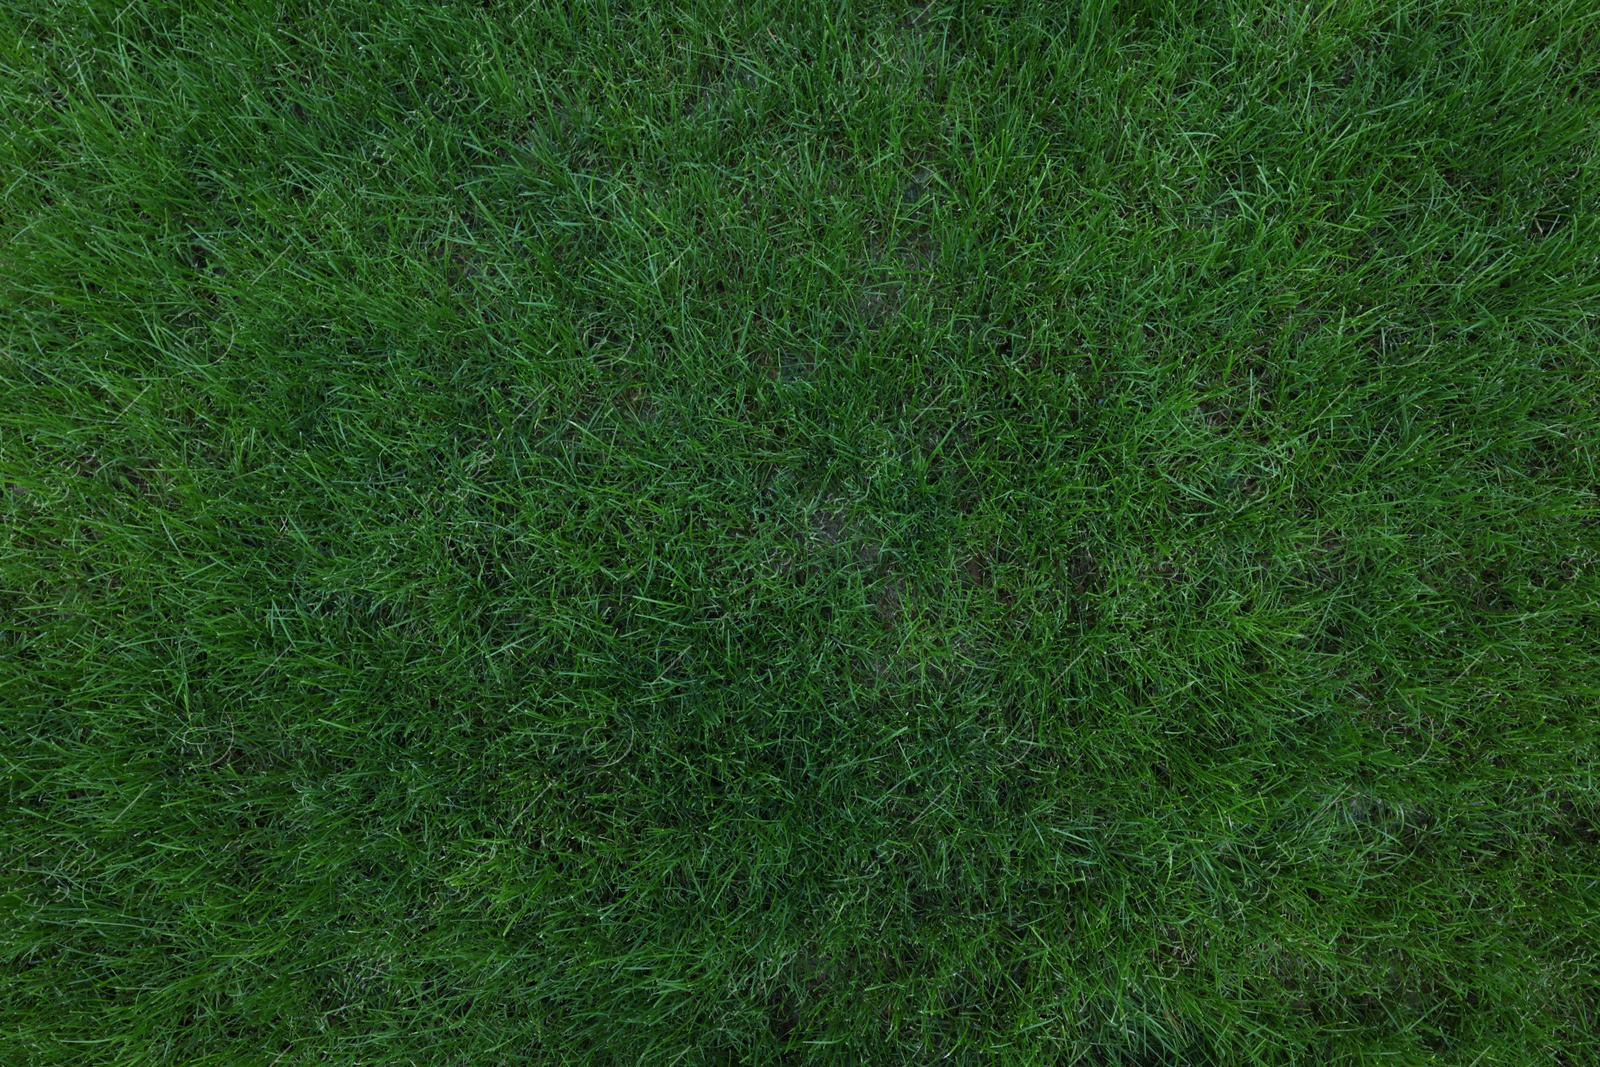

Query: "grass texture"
<box><xmin>3</xmin><ymin>1</ymin><xmax>1600</xmax><ymax>1063</ymax></box>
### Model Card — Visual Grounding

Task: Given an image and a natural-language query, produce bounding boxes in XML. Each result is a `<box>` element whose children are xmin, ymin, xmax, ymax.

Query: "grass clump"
<box><xmin>3</xmin><ymin>1</ymin><xmax>1599</xmax><ymax>1063</ymax></box>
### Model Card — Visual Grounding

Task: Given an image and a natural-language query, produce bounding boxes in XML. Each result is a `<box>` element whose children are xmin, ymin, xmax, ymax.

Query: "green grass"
<box><xmin>3</xmin><ymin>0</ymin><xmax>1599</xmax><ymax>1062</ymax></box>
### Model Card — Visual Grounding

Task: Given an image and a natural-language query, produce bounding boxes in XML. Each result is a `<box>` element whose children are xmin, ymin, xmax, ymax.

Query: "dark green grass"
<box><xmin>3</xmin><ymin>0</ymin><xmax>1600</xmax><ymax>1062</ymax></box>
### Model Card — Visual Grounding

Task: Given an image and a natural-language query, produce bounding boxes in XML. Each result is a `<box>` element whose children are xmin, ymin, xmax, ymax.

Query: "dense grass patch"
<box><xmin>3</xmin><ymin>1</ymin><xmax>1599</xmax><ymax>1062</ymax></box>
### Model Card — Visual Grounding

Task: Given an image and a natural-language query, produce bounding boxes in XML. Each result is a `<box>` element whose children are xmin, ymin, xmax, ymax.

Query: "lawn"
<box><xmin>3</xmin><ymin>1</ymin><xmax>1599</xmax><ymax>1063</ymax></box>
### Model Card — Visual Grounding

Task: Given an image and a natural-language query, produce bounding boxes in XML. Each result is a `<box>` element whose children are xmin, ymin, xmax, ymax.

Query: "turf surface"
<box><xmin>4</xmin><ymin>1</ymin><xmax>1600</xmax><ymax>1063</ymax></box>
